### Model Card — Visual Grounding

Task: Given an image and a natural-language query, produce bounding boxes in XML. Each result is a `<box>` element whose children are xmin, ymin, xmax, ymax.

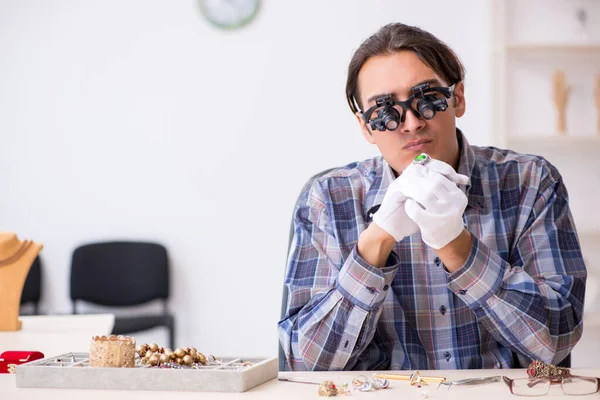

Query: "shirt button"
<box><xmin>458</xmin><ymin>289</ymin><xmax>467</xmax><ymax>295</ymax></box>
<box><xmin>383</xmin><ymin>285</ymin><xmax>389</xmax><ymax>291</ymax></box>
<box><xmin>434</xmin><ymin>257</ymin><xmax>441</xmax><ymax>266</ymax></box>
<box><xmin>444</xmin><ymin>351</ymin><xmax>451</xmax><ymax>361</ymax></box>
<box><xmin>439</xmin><ymin>305</ymin><xmax>447</xmax><ymax>315</ymax></box>
<box><xmin>366</xmin><ymin>286</ymin><xmax>376</xmax><ymax>294</ymax></box>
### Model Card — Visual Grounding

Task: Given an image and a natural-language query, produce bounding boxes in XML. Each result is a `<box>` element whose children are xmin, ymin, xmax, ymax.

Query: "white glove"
<box><xmin>400</xmin><ymin>165</ymin><xmax>469</xmax><ymax>249</ymax></box>
<box><xmin>372</xmin><ymin>177</ymin><xmax>419</xmax><ymax>242</ymax></box>
<box><xmin>372</xmin><ymin>156</ymin><xmax>469</xmax><ymax>242</ymax></box>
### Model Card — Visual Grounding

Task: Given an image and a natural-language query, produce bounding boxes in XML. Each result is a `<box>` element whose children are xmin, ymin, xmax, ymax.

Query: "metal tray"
<box><xmin>15</xmin><ymin>352</ymin><xmax>277</xmax><ymax>392</ymax></box>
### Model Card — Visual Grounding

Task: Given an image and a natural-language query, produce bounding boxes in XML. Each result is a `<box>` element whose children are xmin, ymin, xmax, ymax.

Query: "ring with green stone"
<box><xmin>412</xmin><ymin>153</ymin><xmax>431</xmax><ymax>166</ymax></box>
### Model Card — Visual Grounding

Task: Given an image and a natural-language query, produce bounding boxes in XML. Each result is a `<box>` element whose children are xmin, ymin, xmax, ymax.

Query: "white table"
<box><xmin>2</xmin><ymin>316</ymin><xmax>599</xmax><ymax>398</ymax></box>
<box><xmin>0</xmin><ymin>314</ymin><xmax>115</xmax><ymax>357</ymax></box>
<box><xmin>2</xmin><ymin>368</ymin><xmax>600</xmax><ymax>399</ymax></box>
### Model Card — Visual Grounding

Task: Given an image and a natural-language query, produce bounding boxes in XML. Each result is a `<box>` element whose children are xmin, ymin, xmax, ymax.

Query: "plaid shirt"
<box><xmin>278</xmin><ymin>130</ymin><xmax>586</xmax><ymax>371</ymax></box>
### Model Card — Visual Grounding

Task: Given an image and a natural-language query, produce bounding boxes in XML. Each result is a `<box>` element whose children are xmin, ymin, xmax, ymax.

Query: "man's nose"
<box><xmin>401</xmin><ymin>109</ymin><xmax>426</xmax><ymax>133</ymax></box>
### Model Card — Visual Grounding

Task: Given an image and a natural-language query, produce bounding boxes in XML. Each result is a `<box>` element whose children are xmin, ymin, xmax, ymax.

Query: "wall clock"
<box><xmin>198</xmin><ymin>0</ymin><xmax>261</xmax><ymax>30</ymax></box>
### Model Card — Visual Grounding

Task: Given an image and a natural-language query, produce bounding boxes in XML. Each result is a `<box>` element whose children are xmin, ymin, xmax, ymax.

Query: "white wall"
<box><xmin>0</xmin><ymin>0</ymin><xmax>494</xmax><ymax>356</ymax></box>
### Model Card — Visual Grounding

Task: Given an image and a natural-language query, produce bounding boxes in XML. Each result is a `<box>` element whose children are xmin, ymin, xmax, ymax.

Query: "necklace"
<box><xmin>0</xmin><ymin>240</ymin><xmax>32</xmax><ymax>267</ymax></box>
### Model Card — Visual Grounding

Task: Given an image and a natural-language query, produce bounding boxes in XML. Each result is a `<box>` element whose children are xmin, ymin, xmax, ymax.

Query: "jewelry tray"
<box><xmin>15</xmin><ymin>352</ymin><xmax>278</xmax><ymax>392</ymax></box>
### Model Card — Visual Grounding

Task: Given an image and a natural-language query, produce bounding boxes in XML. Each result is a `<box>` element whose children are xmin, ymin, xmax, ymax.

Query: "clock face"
<box><xmin>198</xmin><ymin>0</ymin><xmax>260</xmax><ymax>30</ymax></box>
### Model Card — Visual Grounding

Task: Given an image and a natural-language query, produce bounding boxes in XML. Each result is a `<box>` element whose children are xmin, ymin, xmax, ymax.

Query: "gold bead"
<box><xmin>149</xmin><ymin>354</ymin><xmax>159</xmax><ymax>366</ymax></box>
<box><xmin>159</xmin><ymin>354</ymin><xmax>170</xmax><ymax>364</ymax></box>
<box><xmin>145</xmin><ymin>350</ymin><xmax>154</xmax><ymax>359</ymax></box>
<box><xmin>183</xmin><ymin>355</ymin><xmax>193</xmax><ymax>366</ymax></box>
<box><xmin>189</xmin><ymin>348</ymin><xmax>197</xmax><ymax>358</ymax></box>
<box><xmin>136</xmin><ymin>344</ymin><xmax>147</xmax><ymax>356</ymax></box>
<box><xmin>164</xmin><ymin>349</ymin><xmax>174</xmax><ymax>359</ymax></box>
<box><xmin>158</xmin><ymin>347</ymin><xmax>164</xmax><ymax>353</ymax></box>
<box><xmin>174</xmin><ymin>348</ymin><xmax>186</xmax><ymax>358</ymax></box>
<box><xmin>176</xmin><ymin>357</ymin><xmax>183</xmax><ymax>365</ymax></box>
<box><xmin>184</xmin><ymin>347</ymin><xmax>191</xmax><ymax>355</ymax></box>
<box><xmin>196</xmin><ymin>352</ymin><xmax>207</xmax><ymax>365</ymax></box>
<box><xmin>149</xmin><ymin>343</ymin><xmax>159</xmax><ymax>352</ymax></box>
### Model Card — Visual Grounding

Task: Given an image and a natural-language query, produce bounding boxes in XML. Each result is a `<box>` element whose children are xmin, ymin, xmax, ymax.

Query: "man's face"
<box><xmin>355</xmin><ymin>50</ymin><xmax>466</xmax><ymax>174</ymax></box>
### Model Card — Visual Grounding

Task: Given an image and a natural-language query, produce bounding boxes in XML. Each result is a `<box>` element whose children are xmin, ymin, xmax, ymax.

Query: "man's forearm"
<box><xmin>445</xmin><ymin>231</ymin><xmax>585</xmax><ymax>364</ymax></box>
<box><xmin>436</xmin><ymin>229</ymin><xmax>472</xmax><ymax>273</ymax></box>
<box><xmin>357</xmin><ymin>223</ymin><xmax>397</xmax><ymax>268</ymax></box>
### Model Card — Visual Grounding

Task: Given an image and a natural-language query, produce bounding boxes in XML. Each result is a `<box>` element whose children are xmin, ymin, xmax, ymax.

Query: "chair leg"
<box><xmin>169</xmin><ymin>322</ymin><xmax>175</xmax><ymax>350</ymax></box>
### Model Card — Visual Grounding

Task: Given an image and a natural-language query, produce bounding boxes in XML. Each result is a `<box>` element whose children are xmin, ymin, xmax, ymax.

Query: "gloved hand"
<box><xmin>372</xmin><ymin>176</ymin><xmax>419</xmax><ymax>242</ymax></box>
<box><xmin>400</xmin><ymin>162</ymin><xmax>469</xmax><ymax>249</ymax></box>
<box><xmin>373</xmin><ymin>155</ymin><xmax>469</xmax><ymax>243</ymax></box>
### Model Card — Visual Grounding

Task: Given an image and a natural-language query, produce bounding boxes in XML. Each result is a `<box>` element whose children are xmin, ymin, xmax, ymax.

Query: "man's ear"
<box><xmin>453</xmin><ymin>81</ymin><xmax>466</xmax><ymax>118</ymax></box>
<box><xmin>355</xmin><ymin>112</ymin><xmax>376</xmax><ymax>144</ymax></box>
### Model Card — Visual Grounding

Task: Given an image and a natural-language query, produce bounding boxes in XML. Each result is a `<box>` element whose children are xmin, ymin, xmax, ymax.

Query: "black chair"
<box><xmin>70</xmin><ymin>241</ymin><xmax>175</xmax><ymax>349</ymax></box>
<box><xmin>279</xmin><ymin>168</ymin><xmax>335</xmax><ymax>371</ymax></box>
<box><xmin>20</xmin><ymin>255</ymin><xmax>42</xmax><ymax>315</ymax></box>
<box><xmin>512</xmin><ymin>352</ymin><xmax>570</xmax><ymax>368</ymax></box>
<box><xmin>558</xmin><ymin>354</ymin><xmax>571</xmax><ymax>368</ymax></box>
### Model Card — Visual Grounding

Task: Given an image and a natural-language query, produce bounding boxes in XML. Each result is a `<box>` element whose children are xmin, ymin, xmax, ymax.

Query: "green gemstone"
<box><xmin>414</xmin><ymin>154</ymin><xmax>427</xmax><ymax>162</ymax></box>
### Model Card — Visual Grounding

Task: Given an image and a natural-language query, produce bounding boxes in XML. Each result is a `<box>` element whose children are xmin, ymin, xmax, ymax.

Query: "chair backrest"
<box><xmin>558</xmin><ymin>354</ymin><xmax>571</xmax><ymax>368</ymax></box>
<box><xmin>70</xmin><ymin>241</ymin><xmax>169</xmax><ymax>308</ymax></box>
<box><xmin>279</xmin><ymin>168</ymin><xmax>335</xmax><ymax>371</ymax></box>
<box><xmin>21</xmin><ymin>255</ymin><xmax>42</xmax><ymax>313</ymax></box>
<box><xmin>512</xmin><ymin>352</ymin><xmax>570</xmax><ymax>368</ymax></box>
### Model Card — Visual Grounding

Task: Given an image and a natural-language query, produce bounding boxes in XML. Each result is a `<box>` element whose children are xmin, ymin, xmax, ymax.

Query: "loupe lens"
<box><xmin>418</xmin><ymin>96</ymin><xmax>437</xmax><ymax>120</ymax></box>
<box><xmin>385</xmin><ymin>118</ymin><xmax>399</xmax><ymax>130</ymax></box>
<box><xmin>381</xmin><ymin>107</ymin><xmax>400</xmax><ymax>131</ymax></box>
<box><xmin>422</xmin><ymin>108</ymin><xmax>435</xmax><ymax>119</ymax></box>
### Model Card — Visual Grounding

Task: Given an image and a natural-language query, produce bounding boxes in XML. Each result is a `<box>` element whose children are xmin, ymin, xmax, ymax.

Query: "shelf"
<box><xmin>503</xmin><ymin>135</ymin><xmax>600</xmax><ymax>157</ymax></box>
<box><xmin>506</xmin><ymin>135</ymin><xmax>600</xmax><ymax>147</ymax></box>
<box><xmin>506</xmin><ymin>44</ymin><xmax>600</xmax><ymax>52</ymax></box>
<box><xmin>579</xmin><ymin>230</ymin><xmax>600</xmax><ymax>243</ymax></box>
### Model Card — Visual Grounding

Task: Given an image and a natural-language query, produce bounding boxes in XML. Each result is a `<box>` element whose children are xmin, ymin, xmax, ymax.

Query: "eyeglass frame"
<box><xmin>360</xmin><ymin>82</ymin><xmax>456</xmax><ymax>127</ymax></box>
<box><xmin>503</xmin><ymin>375</ymin><xmax>600</xmax><ymax>396</ymax></box>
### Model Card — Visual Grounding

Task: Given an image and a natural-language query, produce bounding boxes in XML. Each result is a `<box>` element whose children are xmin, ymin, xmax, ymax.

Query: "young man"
<box><xmin>278</xmin><ymin>23</ymin><xmax>586</xmax><ymax>371</ymax></box>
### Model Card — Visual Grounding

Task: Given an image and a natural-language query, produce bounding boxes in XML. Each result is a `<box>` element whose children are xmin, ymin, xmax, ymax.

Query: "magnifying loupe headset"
<box><xmin>361</xmin><ymin>82</ymin><xmax>456</xmax><ymax>132</ymax></box>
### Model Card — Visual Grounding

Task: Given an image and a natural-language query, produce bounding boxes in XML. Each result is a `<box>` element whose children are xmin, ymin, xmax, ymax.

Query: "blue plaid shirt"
<box><xmin>278</xmin><ymin>130</ymin><xmax>586</xmax><ymax>371</ymax></box>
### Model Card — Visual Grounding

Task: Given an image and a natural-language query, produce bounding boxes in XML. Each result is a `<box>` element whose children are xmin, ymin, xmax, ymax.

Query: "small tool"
<box><xmin>437</xmin><ymin>375</ymin><xmax>502</xmax><ymax>389</ymax></box>
<box><xmin>374</xmin><ymin>370</ymin><xmax>446</xmax><ymax>385</ymax></box>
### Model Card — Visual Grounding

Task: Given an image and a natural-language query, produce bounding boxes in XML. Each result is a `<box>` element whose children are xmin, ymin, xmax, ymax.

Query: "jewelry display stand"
<box><xmin>15</xmin><ymin>353</ymin><xmax>277</xmax><ymax>392</ymax></box>
<box><xmin>595</xmin><ymin>74</ymin><xmax>600</xmax><ymax>135</ymax></box>
<box><xmin>552</xmin><ymin>70</ymin><xmax>570</xmax><ymax>134</ymax></box>
<box><xmin>0</xmin><ymin>232</ymin><xmax>43</xmax><ymax>331</ymax></box>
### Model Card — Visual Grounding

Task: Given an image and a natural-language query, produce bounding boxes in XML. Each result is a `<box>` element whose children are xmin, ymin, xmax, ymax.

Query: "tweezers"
<box><xmin>437</xmin><ymin>375</ymin><xmax>502</xmax><ymax>389</ymax></box>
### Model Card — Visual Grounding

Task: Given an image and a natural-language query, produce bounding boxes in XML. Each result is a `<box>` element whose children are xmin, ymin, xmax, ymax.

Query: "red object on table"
<box><xmin>0</xmin><ymin>351</ymin><xmax>45</xmax><ymax>374</ymax></box>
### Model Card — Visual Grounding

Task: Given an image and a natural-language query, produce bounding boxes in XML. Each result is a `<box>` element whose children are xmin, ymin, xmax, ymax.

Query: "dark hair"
<box><xmin>345</xmin><ymin>23</ymin><xmax>466</xmax><ymax>114</ymax></box>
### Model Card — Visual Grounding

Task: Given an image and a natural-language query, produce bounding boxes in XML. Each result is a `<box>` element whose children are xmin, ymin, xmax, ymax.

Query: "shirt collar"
<box><xmin>457</xmin><ymin>129</ymin><xmax>487</xmax><ymax>212</ymax></box>
<box><xmin>363</xmin><ymin>159</ymin><xmax>395</xmax><ymax>222</ymax></box>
